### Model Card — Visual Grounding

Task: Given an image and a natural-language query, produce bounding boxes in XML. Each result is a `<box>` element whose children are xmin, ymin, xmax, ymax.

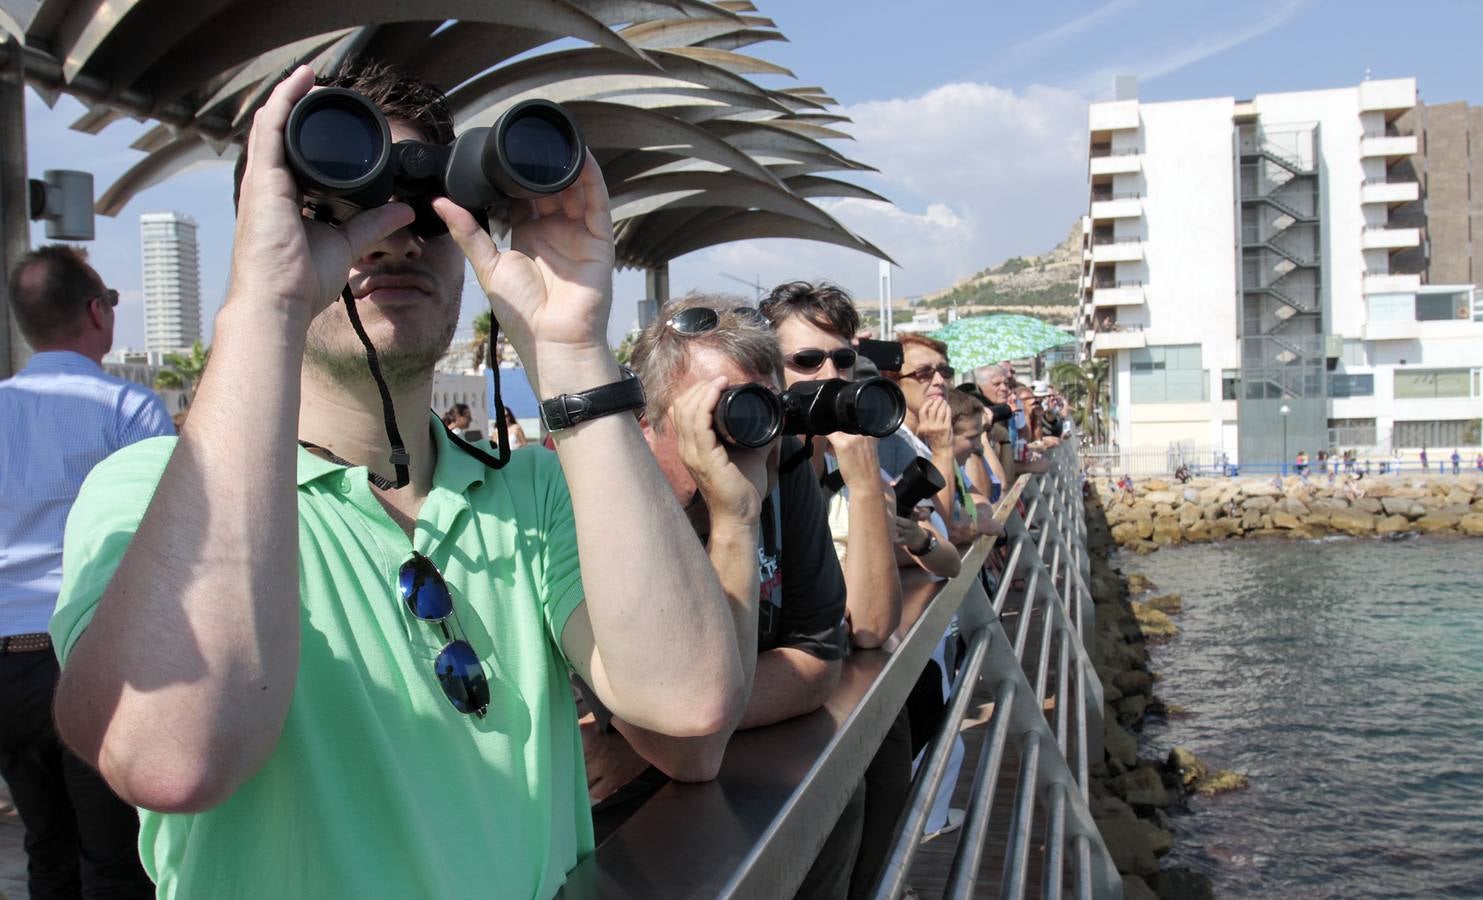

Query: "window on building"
<box><xmin>1393</xmin><ymin>419</ymin><xmax>1481</xmax><ymax>448</ymax></box>
<box><xmin>1130</xmin><ymin>345</ymin><xmax>1207</xmax><ymax>403</ymax></box>
<box><xmin>1222</xmin><ymin>369</ymin><xmax>1240</xmax><ymax>401</ymax></box>
<box><xmin>1328</xmin><ymin>418</ymin><xmax>1377</xmax><ymax>447</ymax></box>
<box><xmin>1393</xmin><ymin>368</ymin><xmax>1473</xmax><ymax>399</ymax></box>
<box><xmin>1328</xmin><ymin>374</ymin><xmax>1374</xmax><ymax>398</ymax></box>
<box><xmin>1415</xmin><ymin>291</ymin><xmax>1470</xmax><ymax>322</ymax></box>
<box><xmin>1341</xmin><ymin>340</ymin><xmax>1366</xmax><ymax>367</ymax></box>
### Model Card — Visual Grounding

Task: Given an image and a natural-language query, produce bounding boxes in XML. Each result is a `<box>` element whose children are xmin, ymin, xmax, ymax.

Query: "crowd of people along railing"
<box><xmin>558</xmin><ymin>437</ymin><xmax>1120</xmax><ymax>900</ymax></box>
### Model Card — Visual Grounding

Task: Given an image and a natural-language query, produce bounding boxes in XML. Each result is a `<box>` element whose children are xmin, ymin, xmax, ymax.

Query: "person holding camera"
<box><xmin>759</xmin><ymin>281</ymin><xmax>904</xmax><ymax>650</ymax></box>
<box><xmin>581</xmin><ymin>296</ymin><xmax>859</xmax><ymax>896</ymax></box>
<box><xmin>47</xmin><ymin>62</ymin><xmax>748</xmax><ymax>897</ymax></box>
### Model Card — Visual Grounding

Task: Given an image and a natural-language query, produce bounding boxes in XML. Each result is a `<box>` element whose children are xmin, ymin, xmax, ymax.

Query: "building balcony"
<box><xmin>1091</xmin><ymin>328</ymin><xmax>1147</xmax><ymax>356</ymax></box>
<box><xmin>1092</xmin><ymin>283</ymin><xmax>1146</xmax><ymax>307</ymax></box>
<box><xmin>1363</xmin><ymin>272</ymin><xmax>1422</xmax><ymax>293</ymax></box>
<box><xmin>1361</xmin><ymin>226</ymin><xmax>1422</xmax><ymax>250</ymax></box>
<box><xmin>1088</xmin><ymin>151</ymin><xmax>1142</xmax><ymax>176</ymax></box>
<box><xmin>1358</xmin><ymin>78</ymin><xmax>1417</xmax><ymax>113</ymax></box>
<box><xmin>1090</xmin><ymin>238</ymin><xmax>1144</xmax><ymax>263</ymax></box>
<box><xmin>1360</xmin><ymin>134</ymin><xmax>1418</xmax><ymax>159</ymax></box>
<box><xmin>1088</xmin><ymin>100</ymin><xmax>1139</xmax><ymax>133</ymax></box>
<box><xmin>1089</xmin><ymin>195</ymin><xmax>1143</xmax><ymax>220</ymax></box>
<box><xmin>1360</xmin><ymin>179</ymin><xmax>1419</xmax><ymax>206</ymax></box>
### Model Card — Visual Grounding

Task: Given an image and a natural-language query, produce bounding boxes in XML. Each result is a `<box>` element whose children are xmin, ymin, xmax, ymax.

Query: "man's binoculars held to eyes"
<box><xmin>712</xmin><ymin>377</ymin><xmax>907</xmax><ymax>449</ymax></box>
<box><xmin>284</xmin><ymin>88</ymin><xmax>586</xmax><ymax>237</ymax></box>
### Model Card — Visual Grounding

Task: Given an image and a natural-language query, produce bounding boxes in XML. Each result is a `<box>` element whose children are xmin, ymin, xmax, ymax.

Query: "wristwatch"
<box><xmin>908</xmin><ymin>530</ymin><xmax>938</xmax><ymax>557</ymax></box>
<box><xmin>540</xmin><ymin>371</ymin><xmax>646</xmax><ymax>432</ymax></box>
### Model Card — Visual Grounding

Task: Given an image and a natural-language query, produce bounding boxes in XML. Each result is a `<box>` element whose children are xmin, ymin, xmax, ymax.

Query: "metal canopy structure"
<box><xmin>0</xmin><ymin>0</ymin><xmax>891</xmax><ymax>274</ymax></box>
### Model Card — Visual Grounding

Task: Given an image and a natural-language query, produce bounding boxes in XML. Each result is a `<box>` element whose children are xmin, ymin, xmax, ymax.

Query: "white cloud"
<box><xmin>650</xmin><ymin>80</ymin><xmax>1089</xmax><ymax>313</ymax></box>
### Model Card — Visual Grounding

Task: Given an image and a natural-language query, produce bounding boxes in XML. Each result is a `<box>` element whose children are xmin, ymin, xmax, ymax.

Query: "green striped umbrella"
<box><xmin>928</xmin><ymin>314</ymin><xmax>1075</xmax><ymax>373</ymax></box>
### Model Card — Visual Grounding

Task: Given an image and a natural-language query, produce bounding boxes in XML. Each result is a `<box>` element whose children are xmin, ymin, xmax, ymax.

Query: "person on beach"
<box><xmin>1420</xmin><ymin>446</ymin><xmax>1429</xmax><ymax>472</ymax></box>
<box><xmin>1451</xmin><ymin>449</ymin><xmax>1461</xmax><ymax>475</ymax></box>
<box><xmin>47</xmin><ymin>61</ymin><xmax>747</xmax><ymax>898</ymax></box>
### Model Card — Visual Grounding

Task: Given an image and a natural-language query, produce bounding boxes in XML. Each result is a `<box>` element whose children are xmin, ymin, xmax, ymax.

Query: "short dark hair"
<box><xmin>233</xmin><ymin>59</ymin><xmax>454</xmax><ymax>210</ymax></box>
<box><xmin>759</xmin><ymin>280</ymin><xmax>861</xmax><ymax>343</ymax></box>
<box><xmin>6</xmin><ymin>245</ymin><xmax>101</xmax><ymax>345</ymax></box>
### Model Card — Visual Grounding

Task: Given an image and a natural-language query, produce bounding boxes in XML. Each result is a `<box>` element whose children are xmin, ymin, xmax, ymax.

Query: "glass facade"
<box><xmin>1393</xmin><ymin>369</ymin><xmax>1472</xmax><ymax>399</ymax></box>
<box><xmin>1130</xmin><ymin>345</ymin><xmax>1207</xmax><ymax>403</ymax></box>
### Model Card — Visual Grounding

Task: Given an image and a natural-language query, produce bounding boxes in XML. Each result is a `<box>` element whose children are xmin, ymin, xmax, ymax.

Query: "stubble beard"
<box><xmin>303</xmin><ymin>295</ymin><xmax>461</xmax><ymax>391</ymax></box>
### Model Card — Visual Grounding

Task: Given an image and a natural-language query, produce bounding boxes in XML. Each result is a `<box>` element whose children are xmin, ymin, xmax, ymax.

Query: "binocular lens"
<box><xmin>289</xmin><ymin>92</ymin><xmax>388</xmax><ymax>186</ymax></box>
<box><xmin>851</xmin><ymin>381</ymin><xmax>903</xmax><ymax>435</ymax></box>
<box><xmin>715</xmin><ymin>384</ymin><xmax>782</xmax><ymax>448</ymax></box>
<box><xmin>503</xmin><ymin>113</ymin><xmax>577</xmax><ymax>188</ymax></box>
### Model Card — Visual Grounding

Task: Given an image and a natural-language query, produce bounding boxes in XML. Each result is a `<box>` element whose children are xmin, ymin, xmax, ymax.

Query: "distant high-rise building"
<box><xmin>141</xmin><ymin>212</ymin><xmax>201</xmax><ymax>353</ymax></box>
<box><xmin>1077</xmin><ymin>77</ymin><xmax>1483</xmax><ymax>466</ymax></box>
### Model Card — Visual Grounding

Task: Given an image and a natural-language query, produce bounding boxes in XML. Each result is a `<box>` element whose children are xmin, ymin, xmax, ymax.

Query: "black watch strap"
<box><xmin>540</xmin><ymin>375</ymin><xmax>646</xmax><ymax>432</ymax></box>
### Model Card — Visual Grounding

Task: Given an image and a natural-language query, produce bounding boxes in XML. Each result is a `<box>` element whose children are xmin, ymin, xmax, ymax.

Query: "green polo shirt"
<box><xmin>51</xmin><ymin>420</ymin><xmax>592</xmax><ymax>899</ymax></box>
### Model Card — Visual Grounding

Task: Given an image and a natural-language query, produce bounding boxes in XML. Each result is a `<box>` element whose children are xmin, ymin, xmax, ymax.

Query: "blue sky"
<box><xmin>22</xmin><ymin>0</ymin><xmax>1483</xmax><ymax>351</ymax></box>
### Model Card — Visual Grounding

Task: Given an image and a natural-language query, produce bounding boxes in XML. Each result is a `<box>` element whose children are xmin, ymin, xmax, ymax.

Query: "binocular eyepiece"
<box><xmin>712</xmin><ymin>377</ymin><xmax>907</xmax><ymax>449</ymax></box>
<box><xmin>284</xmin><ymin>88</ymin><xmax>586</xmax><ymax>237</ymax></box>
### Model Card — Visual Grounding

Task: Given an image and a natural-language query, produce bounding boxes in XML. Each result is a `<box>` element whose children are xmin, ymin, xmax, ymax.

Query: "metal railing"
<box><xmin>871</xmin><ymin>440</ymin><xmax>1115</xmax><ymax>899</ymax></box>
<box><xmin>559</xmin><ymin>440</ymin><xmax>1119</xmax><ymax>899</ymax></box>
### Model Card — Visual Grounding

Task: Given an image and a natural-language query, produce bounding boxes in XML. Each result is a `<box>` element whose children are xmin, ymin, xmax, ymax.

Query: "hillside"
<box><xmin>918</xmin><ymin>221</ymin><xmax>1082</xmax><ymax>325</ymax></box>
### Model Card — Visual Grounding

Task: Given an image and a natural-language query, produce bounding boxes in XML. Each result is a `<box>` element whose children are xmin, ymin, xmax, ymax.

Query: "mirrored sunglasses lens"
<box><xmin>435</xmin><ymin>641</ymin><xmax>490</xmax><ymax>715</ymax></box>
<box><xmin>399</xmin><ymin>556</ymin><xmax>453</xmax><ymax>620</ymax></box>
<box><xmin>669</xmin><ymin>307</ymin><xmax>719</xmax><ymax>335</ymax></box>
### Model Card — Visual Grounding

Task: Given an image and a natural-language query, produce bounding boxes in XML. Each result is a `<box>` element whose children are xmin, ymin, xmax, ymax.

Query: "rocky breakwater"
<box><xmin>1086</xmin><ymin>488</ymin><xmax>1244</xmax><ymax>900</ymax></box>
<box><xmin>1097</xmin><ymin>474</ymin><xmax>1483</xmax><ymax>553</ymax></box>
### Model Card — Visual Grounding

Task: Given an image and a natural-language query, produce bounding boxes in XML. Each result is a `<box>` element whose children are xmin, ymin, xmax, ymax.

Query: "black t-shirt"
<box><xmin>758</xmin><ymin>436</ymin><xmax>849</xmax><ymax>659</ymax></box>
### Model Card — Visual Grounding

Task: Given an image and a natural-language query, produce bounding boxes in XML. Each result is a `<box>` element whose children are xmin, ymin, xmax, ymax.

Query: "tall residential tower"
<box><xmin>141</xmin><ymin>211</ymin><xmax>202</xmax><ymax>354</ymax></box>
<box><xmin>1078</xmin><ymin>78</ymin><xmax>1483</xmax><ymax>465</ymax></box>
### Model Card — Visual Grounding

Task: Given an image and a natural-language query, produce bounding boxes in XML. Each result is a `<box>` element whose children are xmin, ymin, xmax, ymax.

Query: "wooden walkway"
<box><xmin>906</xmin><ymin>579</ymin><xmax>1075</xmax><ymax>899</ymax></box>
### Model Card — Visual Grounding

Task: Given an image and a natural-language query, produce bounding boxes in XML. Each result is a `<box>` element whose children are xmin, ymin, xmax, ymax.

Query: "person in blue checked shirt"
<box><xmin>46</xmin><ymin>61</ymin><xmax>748</xmax><ymax>898</ymax></box>
<box><xmin>1</xmin><ymin>244</ymin><xmax>168</xmax><ymax>898</ymax></box>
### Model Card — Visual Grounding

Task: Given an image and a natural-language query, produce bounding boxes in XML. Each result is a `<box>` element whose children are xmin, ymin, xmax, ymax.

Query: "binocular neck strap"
<box><xmin>779</xmin><ymin>435</ymin><xmax>815</xmax><ymax>475</ymax></box>
<box><xmin>337</xmin><ymin>285</ymin><xmax>512</xmax><ymax>491</ymax></box>
<box><xmin>340</xmin><ymin>285</ymin><xmax>410</xmax><ymax>490</ymax></box>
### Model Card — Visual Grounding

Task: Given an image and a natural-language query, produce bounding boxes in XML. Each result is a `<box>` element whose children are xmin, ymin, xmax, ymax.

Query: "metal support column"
<box><xmin>645</xmin><ymin>262</ymin><xmax>670</xmax><ymax>311</ymax></box>
<box><xmin>0</xmin><ymin>36</ymin><xmax>32</xmax><ymax>378</ymax></box>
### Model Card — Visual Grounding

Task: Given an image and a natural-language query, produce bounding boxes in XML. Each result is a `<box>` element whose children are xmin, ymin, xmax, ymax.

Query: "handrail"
<box><xmin>559</xmin><ymin>437</ymin><xmax>1118</xmax><ymax>899</ymax></box>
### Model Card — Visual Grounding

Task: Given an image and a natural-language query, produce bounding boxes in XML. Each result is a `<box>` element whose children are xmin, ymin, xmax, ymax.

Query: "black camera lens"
<box><xmin>781</xmin><ymin>377</ymin><xmax>904</xmax><ymax>438</ymax></box>
<box><xmin>285</xmin><ymin>89</ymin><xmax>392</xmax><ymax>191</ymax></box>
<box><xmin>715</xmin><ymin>383</ymin><xmax>782</xmax><ymax>448</ymax></box>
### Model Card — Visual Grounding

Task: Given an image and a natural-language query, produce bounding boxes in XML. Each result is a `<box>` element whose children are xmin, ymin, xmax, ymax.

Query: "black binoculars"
<box><xmin>712</xmin><ymin>377</ymin><xmax>907</xmax><ymax>449</ymax></box>
<box><xmin>283</xmin><ymin>88</ymin><xmax>586</xmax><ymax>237</ymax></box>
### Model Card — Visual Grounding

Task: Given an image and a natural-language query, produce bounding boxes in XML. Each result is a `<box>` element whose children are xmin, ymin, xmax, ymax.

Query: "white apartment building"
<box><xmin>141</xmin><ymin>211</ymin><xmax>202</xmax><ymax>354</ymax></box>
<box><xmin>1078</xmin><ymin>78</ymin><xmax>1483</xmax><ymax>467</ymax></box>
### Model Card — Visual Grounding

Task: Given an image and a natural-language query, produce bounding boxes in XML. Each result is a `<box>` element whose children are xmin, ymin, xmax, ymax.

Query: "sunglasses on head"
<box><xmin>896</xmin><ymin>363</ymin><xmax>954</xmax><ymax>383</ymax></box>
<box><xmin>784</xmin><ymin>347</ymin><xmax>857</xmax><ymax>372</ymax></box>
<box><xmin>665</xmin><ymin>305</ymin><xmax>768</xmax><ymax>336</ymax></box>
<box><xmin>399</xmin><ymin>553</ymin><xmax>490</xmax><ymax>717</ymax></box>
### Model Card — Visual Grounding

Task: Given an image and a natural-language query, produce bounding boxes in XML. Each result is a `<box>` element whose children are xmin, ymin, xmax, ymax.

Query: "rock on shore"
<box><xmin>1085</xmin><ymin>487</ymin><xmax>1247</xmax><ymax>899</ymax></box>
<box><xmin>1096</xmin><ymin>474</ymin><xmax>1483</xmax><ymax>552</ymax></box>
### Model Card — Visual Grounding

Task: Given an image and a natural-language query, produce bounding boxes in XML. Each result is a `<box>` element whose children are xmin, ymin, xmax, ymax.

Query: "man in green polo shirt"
<box><xmin>48</xmin><ymin>61</ymin><xmax>752</xmax><ymax>898</ymax></box>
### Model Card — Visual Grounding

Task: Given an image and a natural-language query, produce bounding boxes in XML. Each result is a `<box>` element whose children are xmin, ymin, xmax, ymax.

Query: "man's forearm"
<box><xmin>738</xmin><ymin>649</ymin><xmax>841</xmax><ymax>730</ymax></box>
<box><xmin>844</xmin><ymin>487</ymin><xmax>901</xmax><ymax>648</ymax></box>
<box><xmin>55</xmin><ymin>301</ymin><xmax>307</xmax><ymax>813</ymax></box>
<box><xmin>708</xmin><ymin>518</ymin><xmax>760</xmax><ymax>692</ymax></box>
<box><xmin>545</xmin><ymin>348</ymin><xmax>745</xmax><ymax>737</ymax></box>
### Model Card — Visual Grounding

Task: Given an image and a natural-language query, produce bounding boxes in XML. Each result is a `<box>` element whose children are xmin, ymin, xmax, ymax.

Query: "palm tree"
<box><xmin>470</xmin><ymin>311</ymin><xmax>493</xmax><ymax>370</ymax></box>
<box><xmin>1050</xmin><ymin>358</ymin><xmax>1110</xmax><ymax>444</ymax></box>
<box><xmin>153</xmin><ymin>340</ymin><xmax>210</xmax><ymax>392</ymax></box>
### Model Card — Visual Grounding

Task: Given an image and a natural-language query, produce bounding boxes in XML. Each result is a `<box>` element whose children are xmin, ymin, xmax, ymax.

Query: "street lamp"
<box><xmin>1280</xmin><ymin>404</ymin><xmax>1291</xmax><ymax>476</ymax></box>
